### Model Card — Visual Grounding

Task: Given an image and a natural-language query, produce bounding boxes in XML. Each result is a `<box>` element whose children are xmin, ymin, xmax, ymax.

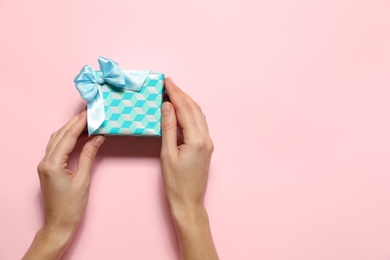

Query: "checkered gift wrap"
<box><xmin>92</xmin><ymin>72</ymin><xmax>164</xmax><ymax>136</ymax></box>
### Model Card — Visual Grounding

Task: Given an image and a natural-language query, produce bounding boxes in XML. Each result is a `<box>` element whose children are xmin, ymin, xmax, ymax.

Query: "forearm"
<box><xmin>23</xmin><ymin>225</ymin><xmax>76</xmax><ymax>260</ymax></box>
<box><xmin>171</xmin><ymin>204</ymin><xmax>219</xmax><ymax>260</ymax></box>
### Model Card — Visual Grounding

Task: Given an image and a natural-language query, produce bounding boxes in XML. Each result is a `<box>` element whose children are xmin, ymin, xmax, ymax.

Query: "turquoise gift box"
<box><xmin>74</xmin><ymin>57</ymin><xmax>164</xmax><ymax>136</ymax></box>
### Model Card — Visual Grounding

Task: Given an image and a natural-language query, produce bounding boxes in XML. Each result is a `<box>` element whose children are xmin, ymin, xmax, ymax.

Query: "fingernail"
<box><xmin>162</xmin><ymin>102</ymin><xmax>171</xmax><ymax>116</ymax></box>
<box><xmin>93</xmin><ymin>135</ymin><xmax>105</xmax><ymax>147</ymax></box>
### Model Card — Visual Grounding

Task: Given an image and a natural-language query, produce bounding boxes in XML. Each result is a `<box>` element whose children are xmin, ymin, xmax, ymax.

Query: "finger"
<box><xmin>181</xmin><ymin>92</ymin><xmax>210</xmax><ymax>136</ymax></box>
<box><xmin>45</xmin><ymin>113</ymin><xmax>80</xmax><ymax>156</ymax></box>
<box><xmin>46</xmin><ymin>109</ymin><xmax>86</xmax><ymax>156</ymax></box>
<box><xmin>164</xmin><ymin>78</ymin><xmax>200</xmax><ymax>142</ymax></box>
<box><xmin>161</xmin><ymin>102</ymin><xmax>178</xmax><ymax>154</ymax></box>
<box><xmin>50</xmin><ymin>111</ymin><xmax>88</xmax><ymax>163</ymax></box>
<box><xmin>76</xmin><ymin>135</ymin><xmax>105</xmax><ymax>179</ymax></box>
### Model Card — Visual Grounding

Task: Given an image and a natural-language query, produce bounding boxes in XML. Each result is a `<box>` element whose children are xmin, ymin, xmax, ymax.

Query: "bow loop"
<box><xmin>74</xmin><ymin>65</ymin><xmax>100</xmax><ymax>102</ymax></box>
<box><xmin>98</xmin><ymin>56</ymin><xmax>126</xmax><ymax>87</ymax></box>
<box><xmin>74</xmin><ymin>57</ymin><xmax>151</xmax><ymax>136</ymax></box>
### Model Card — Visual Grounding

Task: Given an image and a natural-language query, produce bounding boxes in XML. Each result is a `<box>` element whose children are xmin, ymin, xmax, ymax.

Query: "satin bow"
<box><xmin>74</xmin><ymin>56</ymin><xmax>151</xmax><ymax>135</ymax></box>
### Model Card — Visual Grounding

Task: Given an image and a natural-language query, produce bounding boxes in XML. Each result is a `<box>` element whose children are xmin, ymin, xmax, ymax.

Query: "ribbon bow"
<box><xmin>74</xmin><ymin>56</ymin><xmax>150</xmax><ymax>135</ymax></box>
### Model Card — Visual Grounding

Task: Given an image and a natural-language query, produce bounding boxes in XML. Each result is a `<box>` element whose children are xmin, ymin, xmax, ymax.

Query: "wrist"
<box><xmin>168</xmin><ymin>202</ymin><xmax>218</xmax><ymax>260</ymax></box>
<box><xmin>169</xmin><ymin>202</ymin><xmax>208</xmax><ymax>226</ymax></box>
<box><xmin>38</xmin><ymin>223</ymin><xmax>77</xmax><ymax>251</ymax></box>
<box><xmin>23</xmin><ymin>225</ymin><xmax>77</xmax><ymax>260</ymax></box>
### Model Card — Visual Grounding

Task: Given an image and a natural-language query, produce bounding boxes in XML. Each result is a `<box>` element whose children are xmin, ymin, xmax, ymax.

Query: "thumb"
<box><xmin>77</xmin><ymin>135</ymin><xmax>105</xmax><ymax>177</ymax></box>
<box><xmin>161</xmin><ymin>102</ymin><xmax>177</xmax><ymax>153</ymax></box>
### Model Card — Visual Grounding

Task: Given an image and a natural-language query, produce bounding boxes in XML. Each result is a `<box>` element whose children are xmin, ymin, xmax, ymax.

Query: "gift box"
<box><xmin>74</xmin><ymin>57</ymin><xmax>164</xmax><ymax>136</ymax></box>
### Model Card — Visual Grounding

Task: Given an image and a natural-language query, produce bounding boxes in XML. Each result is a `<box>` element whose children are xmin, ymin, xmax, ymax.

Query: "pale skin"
<box><xmin>23</xmin><ymin>78</ymin><xmax>218</xmax><ymax>260</ymax></box>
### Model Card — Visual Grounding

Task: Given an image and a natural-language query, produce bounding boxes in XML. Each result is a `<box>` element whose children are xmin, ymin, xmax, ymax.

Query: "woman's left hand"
<box><xmin>23</xmin><ymin>109</ymin><xmax>105</xmax><ymax>260</ymax></box>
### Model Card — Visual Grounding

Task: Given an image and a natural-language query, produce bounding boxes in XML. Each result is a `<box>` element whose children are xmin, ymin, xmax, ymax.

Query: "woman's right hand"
<box><xmin>160</xmin><ymin>78</ymin><xmax>218</xmax><ymax>260</ymax></box>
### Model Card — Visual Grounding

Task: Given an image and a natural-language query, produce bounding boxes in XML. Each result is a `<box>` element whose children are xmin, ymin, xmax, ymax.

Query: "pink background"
<box><xmin>1</xmin><ymin>0</ymin><xmax>390</xmax><ymax>259</ymax></box>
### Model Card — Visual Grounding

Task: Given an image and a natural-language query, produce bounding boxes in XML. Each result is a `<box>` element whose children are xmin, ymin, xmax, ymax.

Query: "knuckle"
<box><xmin>162</xmin><ymin>122</ymin><xmax>175</xmax><ymax>132</ymax></box>
<box><xmin>183</xmin><ymin>94</ymin><xmax>201</xmax><ymax>111</ymax></box>
<box><xmin>175</xmin><ymin>102</ymin><xmax>191</xmax><ymax>114</ymax></box>
<box><xmin>64</xmin><ymin>128</ymin><xmax>78</xmax><ymax>139</ymax></box>
<box><xmin>37</xmin><ymin>161</ymin><xmax>44</xmax><ymax>174</ymax></box>
<box><xmin>191</xmin><ymin>101</ymin><xmax>202</xmax><ymax>111</ymax></box>
<box><xmin>206</xmin><ymin>139</ymin><xmax>214</xmax><ymax>153</ymax></box>
<box><xmin>37</xmin><ymin>159</ymin><xmax>57</xmax><ymax>176</ymax></box>
<box><xmin>202</xmin><ymin>113</ymin><xmax>207</xmax><ymax>121</ymax></box>
<box><xmin>82</xmin><ymin>148</ymin><xmax>96</xmax><ymax>161</ymax></box>
<box><xmin>190</xmin><ymin>137</ymin><xmax>214</xmax><ymax>153</ymax></box>
<box><xmin>192</xmin><ymin>138</ymin><xmax>208</xmax><ymax>150</ymax></box>
<box><xmin>50</xmin><ymin>131</ymin><xmax>57</xmax><ymax>140</ymax></box>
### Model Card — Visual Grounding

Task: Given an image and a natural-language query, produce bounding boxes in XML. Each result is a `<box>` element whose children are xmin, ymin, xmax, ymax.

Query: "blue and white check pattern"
<box><xmin>93</xmin><ymin>72</ymin><xmax>164</xmax><ymax>136</ymax></box>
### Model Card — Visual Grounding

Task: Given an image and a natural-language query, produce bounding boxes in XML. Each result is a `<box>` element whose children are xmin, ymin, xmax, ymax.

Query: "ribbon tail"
<box><xmin>86</xmin><ymin>85</ymin><xmax>105</xmax><ymax>136</ymax></box>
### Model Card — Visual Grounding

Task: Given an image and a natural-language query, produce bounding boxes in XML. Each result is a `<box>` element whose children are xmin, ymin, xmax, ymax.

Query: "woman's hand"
<box><xmin>160</xmin><ymin>78</ymin><xmax>218</xmax><ymax>260</ymax></box>
<box><xmin>23</xmin><ymin>109</ymin><xmax>105</xmax><ymax>260</ymax></box>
